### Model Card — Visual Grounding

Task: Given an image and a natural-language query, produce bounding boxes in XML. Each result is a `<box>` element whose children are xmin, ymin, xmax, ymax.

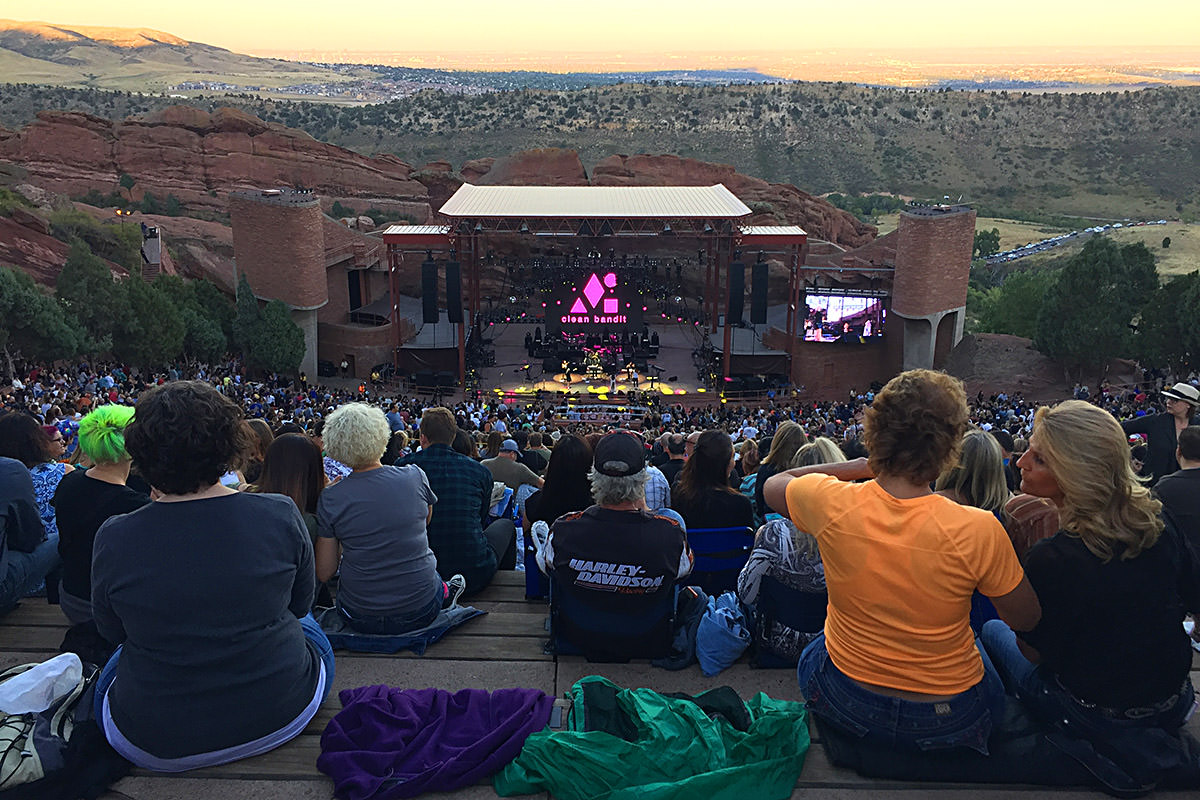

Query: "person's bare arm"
<box><xmin>315</xmin><ymin>537</ymin><xmax>341</xmax><ymax>583</ymax></box>
<box><xmin>762</xmin><ymin>457</ymin><xmax>874</xmax><ymax>516</ymax></box>
<box><xmin>988</xmin><ymin>575</ymin><xmax>1042</xmax><ymax>633</ymax></box>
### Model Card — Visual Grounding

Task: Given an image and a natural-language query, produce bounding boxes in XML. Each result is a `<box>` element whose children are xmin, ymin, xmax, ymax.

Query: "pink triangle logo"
<box><xmin>569</xmin><ymin>298</ymin><xmax>587</xmax><ymax>314</ymax></box>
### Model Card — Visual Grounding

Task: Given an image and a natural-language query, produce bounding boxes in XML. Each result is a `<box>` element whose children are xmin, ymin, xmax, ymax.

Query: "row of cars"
<box><xmin>984</xmin><ymin>219</ymin><xmax>1169</xmax><ymax>265</ymax></box>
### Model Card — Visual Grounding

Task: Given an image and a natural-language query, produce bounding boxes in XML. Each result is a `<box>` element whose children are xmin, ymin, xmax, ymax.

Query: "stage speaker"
<box><xmin>727</xmin><ymin>261</ymin><xmax>745</xmax><ymax>325</ymax></box>
<box><xmin>751</xmin><ymin>262</ymin><xmax>768</xmax><ymax>324</ymax></box>
<box><xmin>421</xmin><ymin>259</ymin><xmax>438</xmax><ymax>324</ymax></box>
<box><xmin>445</xmin><ymin>261</ymin><xmax>463</xmax><ymax>324</ymax></box>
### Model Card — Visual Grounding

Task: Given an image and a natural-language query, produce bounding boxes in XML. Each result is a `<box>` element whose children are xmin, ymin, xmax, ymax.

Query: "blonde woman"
<box><xmin>983</xmin><ymin>400</ymin><xmax>1199</xmax><ymax>743</ymax></box>
<box><xmin>753</xmin><ymin>421</ymin><xmax>808</xmax><ymax>520</ymax></box>
<box><xmin>737</xmin><ymin>437</ymin><xmax>843</xmax><ymax>665</ymax></box>
<box><xmin>934</xmin><ymin>430</ymin><xmax>1011</xmax><ymax>515</ymax></box>
<box><xmin>935</xmin><ymin>429</ymin><xmax>1014</xmax><ymax>632</ymax></box>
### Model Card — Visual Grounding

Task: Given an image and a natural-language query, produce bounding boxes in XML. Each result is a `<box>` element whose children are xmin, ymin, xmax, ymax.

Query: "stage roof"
<box><xmin>438</xmin><ymin>184</ymin><xmax>752</xmax><ymax>219</ymax></box>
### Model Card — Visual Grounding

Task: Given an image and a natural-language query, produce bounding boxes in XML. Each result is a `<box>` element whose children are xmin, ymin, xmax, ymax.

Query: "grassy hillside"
<box><xmin>1</xmin><ymin>82</ymin><xmax>1197</xmax><ymax>222</ymax></box>
<box><xmin>0</xmin><ymin>19</ymin><xmax>366</xmax><ymax>92</ymax></box>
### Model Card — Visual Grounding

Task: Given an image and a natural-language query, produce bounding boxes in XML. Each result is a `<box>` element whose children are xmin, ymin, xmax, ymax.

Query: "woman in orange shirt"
<box><xmin>764</xmin><ymin>370</ymin><xmax>1041</xmax><ymax>754</ymax></box>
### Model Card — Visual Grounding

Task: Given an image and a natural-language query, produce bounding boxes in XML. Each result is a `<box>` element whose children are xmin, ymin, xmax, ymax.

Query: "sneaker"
<box><xmin>446</xmin><ymin>574</ymin><xmax>467</xmax><ymax>607</ymax></box>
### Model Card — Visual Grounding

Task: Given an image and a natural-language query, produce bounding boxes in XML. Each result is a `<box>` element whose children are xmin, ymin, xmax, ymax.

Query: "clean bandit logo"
<box><xmin>561</xmin><ymin>272</ymin><xmax>628</xmax><ymax>324</ymax></box>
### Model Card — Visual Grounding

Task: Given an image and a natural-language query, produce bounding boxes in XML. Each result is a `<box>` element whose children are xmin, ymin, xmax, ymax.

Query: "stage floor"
<box><xmin>479</xmin><ymin>322</ymin><xmax>711</xmax><ymax>399</ymax></box>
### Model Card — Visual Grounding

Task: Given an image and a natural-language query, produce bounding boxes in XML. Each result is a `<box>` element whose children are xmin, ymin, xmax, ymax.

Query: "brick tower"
<box><xmin>229</xmin><ymin>189</ymin><xmax>328</xmax><ymax>376</ymax></box>
<box><xmin>889</xmin><ymin>204</ymin><xmax>976</xmax><ymax>371</ymax></box>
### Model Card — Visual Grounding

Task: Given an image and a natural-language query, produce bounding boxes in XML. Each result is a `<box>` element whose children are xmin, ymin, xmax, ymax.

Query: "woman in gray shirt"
<box><xmin>316</xmin><ymin>403</ymin><xmax>458</xmax><ymax>633</ymax></box>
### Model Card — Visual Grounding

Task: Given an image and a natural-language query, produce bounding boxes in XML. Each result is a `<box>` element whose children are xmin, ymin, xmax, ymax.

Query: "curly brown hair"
<box><xmin>863</xmin><ymin>370</ymin><xmax>968</xmax><ymax>484</ymax></box>
<box><xmin>125</xmin><ymin>381</ymin><xmax>254</xmax><ymax>495</ymax></box>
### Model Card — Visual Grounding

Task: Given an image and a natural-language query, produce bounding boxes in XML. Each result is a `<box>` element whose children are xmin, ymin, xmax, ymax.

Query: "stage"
<box><xmin>476</xmin><ymin>320</ymin><xmax>712</xmax><ymax>399</ymax></box>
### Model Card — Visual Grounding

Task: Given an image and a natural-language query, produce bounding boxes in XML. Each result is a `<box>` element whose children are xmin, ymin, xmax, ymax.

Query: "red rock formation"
<box><xmin>468</xmin><ymin>149</ymin><xmax>589</xmax><ymax>186</ymax></box>
<box><xmin>0</xmin><ymin>216</ymin><xmax>123</xmax><ymax>287</ymax></box>
<box><xmin>0</xmin><ymin>107</ymin><xmax>431</xmax><ymax>213</ymax></box>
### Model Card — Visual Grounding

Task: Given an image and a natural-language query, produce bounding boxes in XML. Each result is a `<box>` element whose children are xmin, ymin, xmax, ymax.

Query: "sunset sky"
<box><xmin>2</xmin><ymin>1</ymin><xmax>1198</xmax><ymax>57</ymax></box>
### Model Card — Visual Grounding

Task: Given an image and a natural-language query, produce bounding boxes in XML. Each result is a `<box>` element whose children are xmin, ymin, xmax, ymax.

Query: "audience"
<box><xmin>399</xmin><ymin>407</ymin><xmax>516</xmax><ymax>594</ymax></box>
<box><xmin>316</xmin><ymin>403</ymin><xmax>458</xmax><ymax>634</ymax></box>
<box><xmin>91</xmin><ymin>381</ymin><xmax>334</xmax><ymax>772</ymax></box>
<box><xmin>52</xmin><ymin>405</ymin><xmax>150</xmax><ymax>625</ymax></box>
<box><xmin>523</xmin><ymin>434</ymin><xmax>593</xmax><ymax>535</ymax></box>
<box><xmin>0</xmin><ymin>449</ymin><xmax>57</xmax><ymax>610</ymax></box>
<box><xmin>481</xmin><ymin>439</ymin><xmax>544</xmax><ymax>493</ymax></box>
<box><xmin>0</xmin><ymin>411</ymin><xmax>74</xmax><ymax>559</ymax></box>
<box><xmin>754</xmin><ymin>421</ymin><xmax>807</xmax><ymax>520</ymax></box>
<box><xmin>983</xmin><ymin>400</ymin><xmax>1200</xmax><ymax>770</ymax></box>
<box><xmin>1120</xmin><ymin>381</ymin><xmax>1200</xmax><ymax>485</ymax></box>
<box><xmin>670</xmin><ymin>430</ymin><xmax>754</xmax><ymax>531</ymax></box>
<box><xmin>737</xmin><ymin>437</ymin><xmax>841</xmax><ymax>664</ymax></box>
<box><xmin>764</xmin><ymin>370</ymin><xmax>1041</xmax><ymax>754</ymax></box>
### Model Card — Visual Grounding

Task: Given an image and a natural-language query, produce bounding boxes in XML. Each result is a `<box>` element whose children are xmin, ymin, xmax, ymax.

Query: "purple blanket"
<box><xmin>318</xmin><ymin>685</ymin><xmax>554</xmax><ymax>799</ymax></box>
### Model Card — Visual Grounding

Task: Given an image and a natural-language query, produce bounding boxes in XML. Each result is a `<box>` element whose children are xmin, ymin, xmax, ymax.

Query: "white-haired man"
<box><xmin>538</xmin><ymin>431</ymin><xmax>692</xmax><ymax>659</ymax></box>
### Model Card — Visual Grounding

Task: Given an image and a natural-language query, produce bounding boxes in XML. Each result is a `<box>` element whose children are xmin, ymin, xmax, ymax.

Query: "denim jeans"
<box><xmin>797</xmin><ymin>632</ymin><xmax>1005</xmax><ymax>755</ymax></box>
<box><xmin>337</xmin><ymin>583</ymin><xmax>444</xmax><ymax>635</ymax></box>
<box><xmin>980</xmin><ymin>619</ymin><xmax>1194</xmax><ymax>736</ymax></box>
<box><xmin>94</xmin><ymin>612</ymin><xmax>336</xmax><ymax>721</ymax></box>
<box><xmin>0</xmin><ymin>535</ymin><xmax>61</xmax><ymax>609</ymax></box>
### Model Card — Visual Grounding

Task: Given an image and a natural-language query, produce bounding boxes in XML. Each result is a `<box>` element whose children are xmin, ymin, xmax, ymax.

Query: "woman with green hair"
<box><xmin>52</xmin><ymin>404</ymin><xmax>150</xmax><ymax>625</ymax></box>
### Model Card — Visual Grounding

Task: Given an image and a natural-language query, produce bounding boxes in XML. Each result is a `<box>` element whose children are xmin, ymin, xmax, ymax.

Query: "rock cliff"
<box><xmin>0</xmin><ymin>107</ymin><xmax>431</xmax><ymax>213</ymax></box>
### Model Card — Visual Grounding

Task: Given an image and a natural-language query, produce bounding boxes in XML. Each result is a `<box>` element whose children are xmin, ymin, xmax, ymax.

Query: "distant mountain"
<box><xmin>0</xmin><ymin>19</ymin><xmax>364</xmax><ymax>92</ymax></box>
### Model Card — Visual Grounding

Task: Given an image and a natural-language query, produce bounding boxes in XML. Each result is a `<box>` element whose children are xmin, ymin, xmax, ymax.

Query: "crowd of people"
<box><xmin>1</xmin><ymin>353</ymin><xmax>1198</xmax><ymax>789</ymax></box>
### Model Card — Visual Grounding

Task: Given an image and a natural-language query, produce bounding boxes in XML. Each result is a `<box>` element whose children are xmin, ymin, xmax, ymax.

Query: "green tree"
<box><xmin>112</xmin><ymin>277</ymin><xmax>186</xmax><ymax>367</ymax></box>
<box><xmin>233</xmin><ymin>273</ymin><xmax>261</xmax><ymax>357</ymax></box>
<box><xmin>1133</xmin><ymin>271</ymin><xmax>1200</xmax><ymax>374</ymax></box>
<box><xmin>976</xmin><ymin>268</ymin><xmax>1059</xmax><ymax>339</ymax></box>
<box><xmin>182</xmin><ymin>309</ymin><xmax>227</xmax><ymax>363</ymax></box>
<box><xmin>140</xmin><ymin>192</ymin><xmax>160</xmax><ymax>215</ymax></box>
<box><xmin>118</xmin><ymin>173</ymin><xmax>135</xmax><ymax>191</ymax></box>
<box><xmin>252</xmin><ymin>300</ymin><xmax>305</xmax><ymax>373</ymax></box>
<box><xmin>55</xmin><ymin>241</ymin><xmax>126</xmax><ymax>351</ymax></box>
<box><xmin>973</xmin><ymin>228</ymin><xmax>1001</xmax><ymax>258</ymax></box>
<box><xmin>193</xmin><ymin>278</ymin><xmax>236</xmax><ymax>341</ymax></box>
<box><xmin>1163</xmin><ymin>236</ymin><xmax>1172</xmax><ymax>249</ymax></box>
<box><xmin>1035</xmin><ymin>238</ymin><xmax>1158</xmax><ymax>383</ymax></box>
<box><xmin>0</xmin><ymin>266</ymin><xmax>85</xmax><ymax>376</ymax></box>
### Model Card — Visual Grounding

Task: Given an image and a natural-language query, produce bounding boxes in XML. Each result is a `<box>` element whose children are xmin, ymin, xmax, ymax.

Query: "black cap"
<box><xmin>594</xmin><ymin>431</ymin><xmax>645</xmax><ymax>476</ymax></box>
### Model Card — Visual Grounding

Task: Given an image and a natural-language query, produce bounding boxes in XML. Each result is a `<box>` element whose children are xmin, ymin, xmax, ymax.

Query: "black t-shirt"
<box><xmin>754</xmin><ymin>462</ymin><xmax>782</xmax><ymax>518</ymax></box>
<box><xmin>52</xmin><ymin>470</ymin><xmax>149</xmax><ymax>601</ymax></box>
<box><xmin>659</xmin><ymin>459</ymin><xmax>685</xmax><ymax>487</ymax></box>
<box><xmin>671</xmin><ymin>488</ymin><xmax>754</xmax><ymax>532</ymax></box>
<box><xmin>1018</xmin><ymin>523</ymin><xmax>1196</xmax><ymax>709</ymax></box>
<box><xmin>525</xmin><ymin>483</ymin><xmax>593</xmax><ymax>527</ymax></box>
<box><xmin>1154</xmin><ymin>468</ymin><xmax>1200</xmax><ymax>559</ymax></box>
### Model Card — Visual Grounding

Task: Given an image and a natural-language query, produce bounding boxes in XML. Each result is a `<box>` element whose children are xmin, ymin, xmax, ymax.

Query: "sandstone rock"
<box><xmin>0</xmin><ymin>106</ymin><xmax>430</xmax><ymax>214</ymax></box>
<box><xmin>356</xmin><ymin>216</ymin><xmax>375</xmax><ymax>231</ymax></box>
<box><xmin>418</xmin><ymin>160</ymin><xmax>453</xmax><ymax>174</ymax></box>
<box><xmin>0</xmin><ymin>216</ymin><xmax>124</xmax><ymax>286</ymax></box>
<box><xmin>9</xmin><ymin>206</ymin><xmax>50</xmax><ymax>235</ymax></box>
<box><xmin>944</xmin><ymin>334</ymin><xmax>1069</xmax><ymax>401</ymax></box>
<box><xmin>460</xmin><ymin>158</ymin><xmax>495</xmax><ymax>184</ymax></box>
<box><xmin>474</xmin><ymin>149</ymin><xmax>588</xmax><ymax>186</ymax></box>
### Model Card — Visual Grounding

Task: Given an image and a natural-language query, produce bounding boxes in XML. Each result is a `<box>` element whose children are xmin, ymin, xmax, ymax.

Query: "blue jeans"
<box><xmin>94</xmin><ymin>612</ymin><xmax>336</xmax><ymax>721</ymax></box>
<box><xmin>797</xmin><ymin>632</ymin><xmax>1004</xmax><ymax>755</ymax></box>
<box><xmin>0</xmin><ymin>536</ymin><xmax>61</xmax><ymax>608</ymax></box>
<box><xmin>980</xmin><ymin>619</ymin><xmax>1194</xmax><ymax>735</ymax></box>
<box><xmin>337</xmin><ymin>583</ymin><xmax>444</xmax><ymax>635</ymax></box>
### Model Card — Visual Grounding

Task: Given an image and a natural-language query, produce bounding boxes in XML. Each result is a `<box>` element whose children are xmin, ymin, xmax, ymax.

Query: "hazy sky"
<box><xmin>3</xmin><ymin>0</ymin><xmax>1198</xmax><ymax>53</ymax></box>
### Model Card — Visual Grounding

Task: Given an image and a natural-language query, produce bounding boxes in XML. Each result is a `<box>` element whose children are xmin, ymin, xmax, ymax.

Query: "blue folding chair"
<box><xmin>683</xmin><ymin>526</ymin><xmax>755</xmax><ymax>595</ymax></box>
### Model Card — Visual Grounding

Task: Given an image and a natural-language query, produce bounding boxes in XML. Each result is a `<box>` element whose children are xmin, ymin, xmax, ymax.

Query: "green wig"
<box><xmin>78</xmin><ymin>405</ymin><xmax>136</xmax><ymax>464</ymax></box>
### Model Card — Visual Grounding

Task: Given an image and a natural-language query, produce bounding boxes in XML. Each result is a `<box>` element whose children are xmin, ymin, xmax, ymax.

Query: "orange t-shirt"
<box><xmin>786</xmin><ymin>474</ymin><xmax>1024</xmax><ymax>694</ymax></box>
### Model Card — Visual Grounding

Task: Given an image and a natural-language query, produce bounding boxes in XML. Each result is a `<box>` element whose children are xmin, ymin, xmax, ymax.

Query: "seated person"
<box><xmin>482</xmin><ymin>439</ymin><xmax>544</xmax><ymax>493</ymax></box>
<box><xmin>983</xmin><ymin>401</ymin><xmax>1199</xmax><ymax>764</ymax></box>
<box><xmin>52</xmin><ymin>405</ymin><xmax>150</xmax><ymax>625</ymax></box>
<box><xmin>523</xmin><ymin>434</ymin><xmax>593</xmax><ymax>536</ymax></box>
<box><xmin>540</xmin><ymin>431</ymin><xmax>693</xmax><ymax>659</ymax></box>
<box><xmin>670</xmin><ymin>430</ymin><xmax>754</xmax><ymax>531</ymax></box>
<box><xmin>764</xmin><ymin>369</ymin><xmax>1041</xmax><ymax>755</ymax></box>
<box><xmin>0</xmin><ymin>453</ymin><xmax>57</xmax><ymax>609</ymax></box>
<box><xmin>737</xmin><ymin>437</ymin><xmax>842</xmax><ymax>664</ymax></box>
<box><xmin>399</xmin><ymin>408</ymin><xmax>516</xmax><ymax>594</ymax></box>
<box><xmin>91</xmin><ymin>381</ymin><xmax>334</xmax><ymax>772</ymax></box>
<box><xmin>316</xmin><ymin>404</ymin><xmax>460</xmax><ymax>634</ymax></box>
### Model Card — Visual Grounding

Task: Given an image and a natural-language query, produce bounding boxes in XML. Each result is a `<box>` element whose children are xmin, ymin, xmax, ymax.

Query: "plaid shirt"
<box><xmin>399</xmin><ymin>444</ymin><xmax>496</xmax><ymax>584</ymax></box>
<box><xmin>644</xmin><ymin>465</ymin><xmax>671</xmax><ymax>512</ymax></box>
